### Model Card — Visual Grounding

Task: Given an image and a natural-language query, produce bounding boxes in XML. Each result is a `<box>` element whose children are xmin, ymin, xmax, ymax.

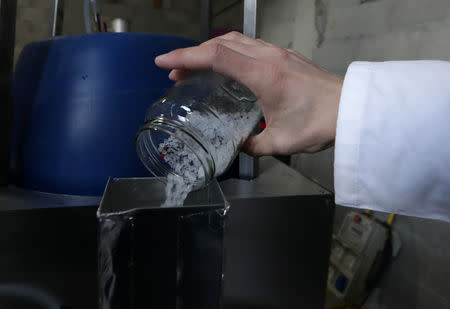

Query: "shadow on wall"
<box><xmin>226</xmin><ymin>305</ymin><xmax>277</xmax><ymax>309</ymax></box>
<box><xmin>365</xmin><ymin>216</ymin><xmax>450</xmax><ymax>308</ymax></box>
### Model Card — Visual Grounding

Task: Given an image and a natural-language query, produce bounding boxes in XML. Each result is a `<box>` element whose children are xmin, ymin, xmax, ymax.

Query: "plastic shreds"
<box><xmin>158</xmin><ymin>92</ymin><xmax>261</xmax><ymax>207</ymax></box>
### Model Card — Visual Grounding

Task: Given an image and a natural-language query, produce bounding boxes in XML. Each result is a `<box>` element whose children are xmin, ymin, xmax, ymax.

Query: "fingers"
<box><xmin>256</xmin><ymin>38</ymin><xmax>276</xmax><ymax>47</ymax></box>
<box><xmin>218</xmin><ymin>31</ymin><xmax>262</xmax><ymax>46</ymax></box>
<box><xmin>155</xmin><ymin>45</ymin><xmax>210</xmax><ymax>70</ymax></box>
<box><xmin>168</xmin><ymin>69</ymin><xmax>190</xmax><ymax>81</ymax></box>
<box><xmin>202</xmin><ymin>38</ymin><xmax>273</xmax><ymax>60</ymax></box>
<box><xmin>156</xmin><ymin>44</ymin><xmax>273</xmax><ymax>97</ymax></box>
<box><xmin>286</xmin><ymin>49</ymin><xmax>315</xmax><ymax>64</ymax></box>
<box><xmin>155</xmin><ymin>41</ymin><xmax>260</xmax><ymax>71</ymax></box>
<box><xmin>156</xmin><ymin>32</ymin><xmax>271</xmax><ymax>70</ymax></box>
<box><xmin>242</xmin><ymin>131</ymin><xmax>274</xmax><ymax>157</ymax></box>
<box><xmin>164</xmin><ymin>32</ymin><xmax>266</xmax><ymax>82</ymax></box>
<box><xmin>254</xmin><ymin>37</ymin><xmax>313</xmax><ymax>64</ymax></box>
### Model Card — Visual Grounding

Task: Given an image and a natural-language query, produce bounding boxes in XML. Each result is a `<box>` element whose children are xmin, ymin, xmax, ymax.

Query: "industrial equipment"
<box><xmin>0</xmin><ymin>157</ymin><xmax>334</xmax><ymax>308</ymax></box>
<box><xmin>0</xmin><ymin>0</ymin><xmax>16</xmax><ymax>185</ymax></box>
<box><xmin>11</xmin><ymin>33</ymin><xmax>197</xmax><ymax>196</ymax></box>
<box><xmin>328</xmin><ymin>211</ymin><xmax>394</xmax><ymax>307</ymax></box>
<box><xmin>98</xmin><ymin>178</ymin><xmax>227</xmax><ymax>308</ymax></box>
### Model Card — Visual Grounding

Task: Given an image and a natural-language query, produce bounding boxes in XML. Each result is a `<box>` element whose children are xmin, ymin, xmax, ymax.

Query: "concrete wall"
<box><xmin>14</xmin><ymin>0</ymin><xmax>51</xmax><ymax>64</ymax></box>
<box><xmin>260</xmin><ymin>1</ymin><xmax>450</xmax><ymax>308</ymax></box>
<box><xmin>315</xmin><ymin>0</ymin><xmax>450</xmax><ymax>71</ymax></box>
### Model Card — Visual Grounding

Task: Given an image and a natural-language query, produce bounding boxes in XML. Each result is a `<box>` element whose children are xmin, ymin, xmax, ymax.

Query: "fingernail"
<box><xmin>155</xmin><ymin>54</ymin><xmax>168</xmax><ymax>63</ymax></box>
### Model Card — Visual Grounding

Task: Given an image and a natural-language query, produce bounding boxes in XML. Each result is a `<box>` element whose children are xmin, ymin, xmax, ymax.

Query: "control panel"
<box><xmin>327</xmin><ymin>211</ymin><xmax>389</xmax><ymax>303</ymax></box>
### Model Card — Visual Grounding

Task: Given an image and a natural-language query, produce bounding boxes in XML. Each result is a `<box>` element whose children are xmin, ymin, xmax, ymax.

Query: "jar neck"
<box><xmin>135</xmin><ymin>116</ymin><xmax>215</xmax><ymax>189</ymax></box>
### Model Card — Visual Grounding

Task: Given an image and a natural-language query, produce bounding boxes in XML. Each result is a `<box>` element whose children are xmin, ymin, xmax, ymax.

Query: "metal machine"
<box><xmin>0</xmin><ymin>157</ymin><xmax>333</xmax><ymax>308</ymax></box>
<box><xmin>328</xmin><ymin>211</ymin><xmax>396</xmax><ymax>306</ymax></box>
<box><xmin>0</xmin><ymin>0</ymin><xmax>17</xmax><ymax>185</ymax></box>
<box><xmin>0</xmin><ymin>1</ymin><xmax>335</xmax><ymax>308</ymax></box>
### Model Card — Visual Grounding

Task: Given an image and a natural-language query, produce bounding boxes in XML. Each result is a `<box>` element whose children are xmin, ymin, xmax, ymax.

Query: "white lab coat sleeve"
<box><xmin>334</xmin><ymin>61</ymin><xmax>450</xmax><ymax>222</ymax></box>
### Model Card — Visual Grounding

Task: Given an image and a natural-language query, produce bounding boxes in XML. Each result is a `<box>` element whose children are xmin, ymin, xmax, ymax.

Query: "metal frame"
<box><xmin>239</xmin><ymin>0</ymin><xmax>261</xmax><ymax>180</ymax></box>
<box><xmin>50</xmin><ymin>0</ymin><xmax>65</xmax><ymax>37</ymax></box>
<box><xmin>243</xmin><ymin>0</ymin><xmax>260</xmax><ymax>38</ymax></box>
<box><xmin>200</xmin><ymin>0</ymin><xmax>211</xmax><ymax>41</ymax></box>
<box><xmin>0</xmin><ymin>0</ymin><xmax>17</xmax><ymax>185</ymax></box>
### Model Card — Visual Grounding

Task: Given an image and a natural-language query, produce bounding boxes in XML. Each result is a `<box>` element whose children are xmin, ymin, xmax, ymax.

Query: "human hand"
<box><xmin>155</xmin><ymin>32</ymin><xmax>343</xmax><ymax>156</ymax></box>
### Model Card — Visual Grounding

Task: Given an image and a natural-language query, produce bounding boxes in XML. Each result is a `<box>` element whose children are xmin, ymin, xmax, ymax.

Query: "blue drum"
<box><xmin>11</xmin><ymin>33</ymin><xmax>197</xmax><ymax>196</ymax></box>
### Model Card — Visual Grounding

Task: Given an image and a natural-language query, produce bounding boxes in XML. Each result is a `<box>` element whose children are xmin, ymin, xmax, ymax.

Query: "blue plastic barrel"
<box><xmin>10</xmin><ymin>33</ymin><xmax>198</xmax><ymax>196</ymax></box>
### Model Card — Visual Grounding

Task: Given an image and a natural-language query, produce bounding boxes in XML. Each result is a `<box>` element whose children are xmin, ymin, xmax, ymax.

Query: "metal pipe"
<box><xmin>243</xmin><ymin>0</ymin><xmax>260</xmax><ymax>38</ymax></box>
<box><xmin>200</xmin><ymin>0</ymin><xmax>211</xmax><ymax>41</ymax></box>
<box><xmin>84</xmin><ymin>0</ymin><xmax>100</xmax><ymax>33</ymax></box>
<box><xmin>110</xmin><ymin>18</ymin><xmax>129</xmax><ymax>33</ymax></box>
<box><xmin>50</xmin><ymin>0</ymin><xmax>65</xmax><ymax>37</ymax></box>
<box><xmin>239</xmin><ymin>0</ymin><xmax>260</xmax><ymax>180</ymax></box>
<box><xmin>0</xmin><ymin>0</ymin><xmax>17</xmax><ymax>185</ymax></box>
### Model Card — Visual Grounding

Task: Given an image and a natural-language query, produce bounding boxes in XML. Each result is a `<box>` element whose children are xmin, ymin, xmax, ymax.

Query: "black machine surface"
<box><xmin>0</xmin><ymin>0</ymin><xmax>17</xmax><ymax>185</ymax></box>
<box><xmin>0</xmin><ymin>157</ymin><xmax>334</xmax><ymax>308</ymax></box>
<box><xmin>97</xmin><ymin>178</ymin><xmax>227</xmax><ymax>309</ymax></box>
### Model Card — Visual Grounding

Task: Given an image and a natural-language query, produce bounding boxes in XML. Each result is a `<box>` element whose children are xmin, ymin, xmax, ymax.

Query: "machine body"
<box><xmin>0</xmin><ymin>157</ymin><xmax>334</xmax><ymax>308</ymax></box>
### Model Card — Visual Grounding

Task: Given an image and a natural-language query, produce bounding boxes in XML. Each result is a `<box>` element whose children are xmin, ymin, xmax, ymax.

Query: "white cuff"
<box><xmin>334</xmin><ymin>62</ymin><xmax>373</xmax><ymax>207</ymax></box>
<box><xmin>334</xmin><ymin>60</ymin><xmax>450</xmax><ymax>222</ymax></box>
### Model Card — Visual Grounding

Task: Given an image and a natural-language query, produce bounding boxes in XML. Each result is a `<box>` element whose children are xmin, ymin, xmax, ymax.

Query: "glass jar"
<box><xmin>135</xmin><ymin>71</ymin><xmax>262</xmax><ymax>190</ymax></box>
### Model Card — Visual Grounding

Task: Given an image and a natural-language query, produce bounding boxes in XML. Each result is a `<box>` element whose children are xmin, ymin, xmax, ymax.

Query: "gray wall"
<box><xmin>260</xmin><ymin>1</ymin><xmax>450</xmax><ymax>308</ymax></box>
<box><xmin>14</xmin><ymin>0</ymin><xmax>51</xmax><ymax>64</ymax></box>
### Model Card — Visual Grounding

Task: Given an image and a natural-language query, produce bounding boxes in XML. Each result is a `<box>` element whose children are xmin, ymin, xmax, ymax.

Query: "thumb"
<box><xmin>242</xmin><ymin>130</ymin><xmax>274</xmax><ymax>157</ymax></box>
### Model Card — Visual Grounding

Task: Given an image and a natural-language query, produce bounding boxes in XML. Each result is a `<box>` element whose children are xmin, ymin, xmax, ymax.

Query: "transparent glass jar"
<box><xmin>135</xmin><ymin>71</ymin><xmax>262</xmax><ymax>189</ymax></box>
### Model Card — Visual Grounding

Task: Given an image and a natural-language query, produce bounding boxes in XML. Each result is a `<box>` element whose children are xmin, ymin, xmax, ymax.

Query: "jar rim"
<box><xmin>135</xmin><ymin>117</ymin><xmax>215</xmax><ymax>189</ymax></box>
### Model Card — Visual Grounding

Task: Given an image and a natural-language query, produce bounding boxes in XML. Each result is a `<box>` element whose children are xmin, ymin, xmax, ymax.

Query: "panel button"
<box><xmin>335</xmin><ymin>274</ymin><xmax>348</xmax><ymax>293</ymax></box>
